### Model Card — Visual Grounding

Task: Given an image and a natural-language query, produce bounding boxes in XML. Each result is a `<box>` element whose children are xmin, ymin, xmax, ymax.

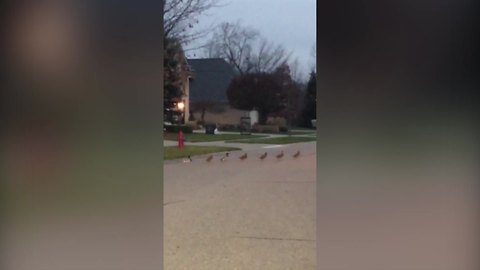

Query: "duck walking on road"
<box><xmin>276</xmin><ymin>151</ymin><xmax>284</xmax><ymax>159</ymax></box>
<box><xmin>220</xmin><ymin>152</ymin><xmax>229</xmax><ymax>162</ymax></box>
<box><xmin>239</xmin><ymin>153</ymin><xmax>247</xmax><ymax>160</ymax></box>
<box><xmin>259</xmin><ymin>152</ymin><xmax>267</xmax><ymax>160</ymax></box>
<box><xmin>293</xmin><ymin>150</ymin><xmax>300</xmax><ymax>158</ymax></box>
<box><xmin>206</xmin><ymin>155</ymin><xmax>213</xmax><ymax>162</ymax></box>
<box><xmin>183</xmin><ymin>155</ymin><xmax>193</xmax><ymax>163</ymax></box>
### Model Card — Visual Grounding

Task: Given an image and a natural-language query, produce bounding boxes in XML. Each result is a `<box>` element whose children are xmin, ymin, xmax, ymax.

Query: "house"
<box><xmin>186</xmin><ymin>58</ymin><xmax>252</xmax><ymax>126</ymax></box>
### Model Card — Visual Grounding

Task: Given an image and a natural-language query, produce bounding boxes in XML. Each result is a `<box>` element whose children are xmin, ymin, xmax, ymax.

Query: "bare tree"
<box><xmin>204</xmin><ymin>21</ymin><xmax>291</xmax><ymax>75</ymax></box>
<box><xmin>163</xmin><ymin>0</ymin><xmax>222</xmax><ymax>45</ymax></box>
<box><xmin>249</xmin><ymin>38</ymin><xmax>292</xmax><ymax>74</ymax></box>
<box><xmin>204</xmin><ymin>21</ymin><xmax>259</xmax><ymax>74</ymax></box>
<box><xmin>289</xmin><ymin>57</ymin><xmax>304</xmax><ymax>83</ymax></box>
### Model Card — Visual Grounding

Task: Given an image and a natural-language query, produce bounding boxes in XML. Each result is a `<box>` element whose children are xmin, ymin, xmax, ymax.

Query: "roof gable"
<box><xmin>187</xmin><ymin>58</ymin><xmax>236</xmax><ymax>102</ymax></box>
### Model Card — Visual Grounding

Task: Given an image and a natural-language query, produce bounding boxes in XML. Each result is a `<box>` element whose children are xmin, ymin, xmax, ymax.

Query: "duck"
<box><xmin>239</xmin><ymin>153</ymin><xmax>247</xmax><ymax>160</ymax></box>
<box><xmin>293</xmin><ymin>150</ymin><xmax>300</xmax><ymax>158</ymax></box>
<box><xmin>259</xmin><ymin>152</ymin><xmax>268</xmax><ymax>160</ymax></box>
<box><xmin>206</xmin><ymin>155</ymin><xmax>213</xmax><ymax>162</ymax></box>
<box><xmin>276</xmin><ymin>151</ymin><xmax>284</xmax><ymax>159</ymax></box>
<box><xmin>183</xmin><ymin>155</ymin><xmax>193</xmax><ymax>163</ymax></box>
<box><xmin>220</xmin><ymin>152</ymin><xmax>229</xmax><ymax>162</ymax></box>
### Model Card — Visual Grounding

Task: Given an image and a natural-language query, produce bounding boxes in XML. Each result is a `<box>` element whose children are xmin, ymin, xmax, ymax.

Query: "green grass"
<box><xmin>282</xmin><ymin>131</ymin><xmax>316</xmax><ymax>135</ymax></box>
<box><xmin>227</xmin><ymin>136</ymin><xmax>317</xmax><ymax>144</ymax></box>
<box><xmin>164</xmin><ymin>145</ymin><xmax>241</xmax><ymax>160</ymax></box>
<box><xmin>164</xmin><ymin>132</ymin><xmax>266</xmax><ymax>142</ymax></box>
<box><xmin>303</xmin><ymin>132</ymin><xmax>317</xmax><ymax>137</ymax></box>
<box><xmin>290</xmin><ymin>127</ymin><xmax>316</xmax><ymax>131</ymax></box>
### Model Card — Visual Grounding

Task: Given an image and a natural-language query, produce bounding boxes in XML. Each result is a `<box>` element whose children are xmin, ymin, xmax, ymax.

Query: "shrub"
<box><xmin>185</xmin><ymin>121</ymin><xmax>198</xmax><ymax>130</ymax></box>
<box><xmin>217</xmin><ymin>124</ymin><xmax>239</xmax><ymax>131</ymax></box>
<box><xmin>164</xmin><ymin>125</ymin><xmax>193</xmax><ymax>134</ymax></box>
<box><xmin>251</xmin><ymin>124</ymin><xmax>279</xmax><ymax>133</ymax></box>
<box><xmin>273</xmin><ymin>117</ymin><xmax>287</xmax><ymax>127</ymax></box>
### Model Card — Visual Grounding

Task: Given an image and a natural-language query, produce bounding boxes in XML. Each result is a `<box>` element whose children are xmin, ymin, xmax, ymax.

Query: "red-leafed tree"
<box><xmin>226</xmin><ymin>63</ymin><xmax>303</xmax><ymax>125</ymax></box>
<box><xmin>226</xmin><ymin>72</ymin><xmax>286</xmax><ymax>125</ymax></box>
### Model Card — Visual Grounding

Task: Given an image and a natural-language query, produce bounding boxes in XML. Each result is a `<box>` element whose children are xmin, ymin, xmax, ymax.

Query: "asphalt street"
<box><xmin>164</xmin><ymin>141</ymin><xmax>317</xmax><ymax>269</ymax></box>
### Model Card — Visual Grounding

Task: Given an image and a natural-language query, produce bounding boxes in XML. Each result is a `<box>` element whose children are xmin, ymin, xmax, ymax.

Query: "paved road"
<box><xmin>164</xmin><ymin>141</ymin><xmax>316</xmax><ymax>269</ymax></box>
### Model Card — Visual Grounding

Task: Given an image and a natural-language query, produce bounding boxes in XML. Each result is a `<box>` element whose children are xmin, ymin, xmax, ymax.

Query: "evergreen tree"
<box><xmin>164</xmin><ymin>37</ymin><xmax>186</xmax><ymax>116</ymax></box>
<box><xmin>299</xmin><ymin>71</ymin><xmax>317</xmax><ymax>127</ymax></box>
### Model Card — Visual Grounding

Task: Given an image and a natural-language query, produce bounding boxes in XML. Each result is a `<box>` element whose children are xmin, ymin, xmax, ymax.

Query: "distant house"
<box><xmin>187</xmin><ymin>58</ymin><xmax>250</xmax><ymax>125</ymax></box>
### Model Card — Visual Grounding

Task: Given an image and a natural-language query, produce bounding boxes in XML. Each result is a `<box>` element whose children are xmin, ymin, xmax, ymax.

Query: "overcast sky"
<box><xmin>185</xmin><ymin>0</ymin><xmax>316</xmax><ymax>82</ymax></box>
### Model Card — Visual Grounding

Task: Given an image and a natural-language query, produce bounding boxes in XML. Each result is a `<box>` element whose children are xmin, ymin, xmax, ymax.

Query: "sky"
<box><xmin>185</xmin><ymin>0</ymin><xmax>316</xmax><ymax>82</ymax></box>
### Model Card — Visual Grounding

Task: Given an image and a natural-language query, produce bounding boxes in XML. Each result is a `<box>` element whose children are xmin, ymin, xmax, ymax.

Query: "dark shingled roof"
<box><xmin>187</xmin><ymin>58</ymin><xmax>236</xmax><ymax>102</ymax></box>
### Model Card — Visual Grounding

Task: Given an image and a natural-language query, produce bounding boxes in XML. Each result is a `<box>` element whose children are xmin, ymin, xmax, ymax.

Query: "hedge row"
<box><xmin>164</xmin><ymin>125</ymin><xmax>193</xmax><ymax>133</ymax></box>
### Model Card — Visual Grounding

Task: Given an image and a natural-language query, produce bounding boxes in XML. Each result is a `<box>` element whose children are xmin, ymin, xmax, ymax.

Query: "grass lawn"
<box><xmin>164</xmin><ymin>145</ymin><xmax>241</xmax><ymax>160</ymax></box>
<box><xmin>227</xmin><ymin>136</ymin><xmax>316</xmax><ymax>144</ymax></box>
<box><xmin>164</xmin><ymin>132</ymin><xmax>266</xmax><ymax>142</ymax></box>
<box><xmin>282</xmin><ymin>131</ymin><xmax>316</xmax><ymax>135</ymax></box>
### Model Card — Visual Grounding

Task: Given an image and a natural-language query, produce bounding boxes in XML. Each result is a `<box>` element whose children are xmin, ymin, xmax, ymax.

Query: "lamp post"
<box><xmin>177</xmin><ymin>101</ymin><xmax>185</xmax><ymax>124</ymax></box>
<box><xmin>177</xmin><ymin>101</ymin><xmax>185</xmax><ymax>110</ymax></box>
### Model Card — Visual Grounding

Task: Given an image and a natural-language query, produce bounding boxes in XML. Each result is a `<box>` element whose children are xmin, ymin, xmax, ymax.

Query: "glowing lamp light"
<box><xmin>177</xmin><ymin>101</ymin><xmax>185</xmax><ymax>110</ymax></box>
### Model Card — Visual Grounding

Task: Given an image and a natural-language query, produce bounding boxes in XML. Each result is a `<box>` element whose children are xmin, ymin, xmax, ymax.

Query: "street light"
<box><xmin>177</xmin><ymin>101</ymin><xmax>185</xmax><ymax>110</ymax></box>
